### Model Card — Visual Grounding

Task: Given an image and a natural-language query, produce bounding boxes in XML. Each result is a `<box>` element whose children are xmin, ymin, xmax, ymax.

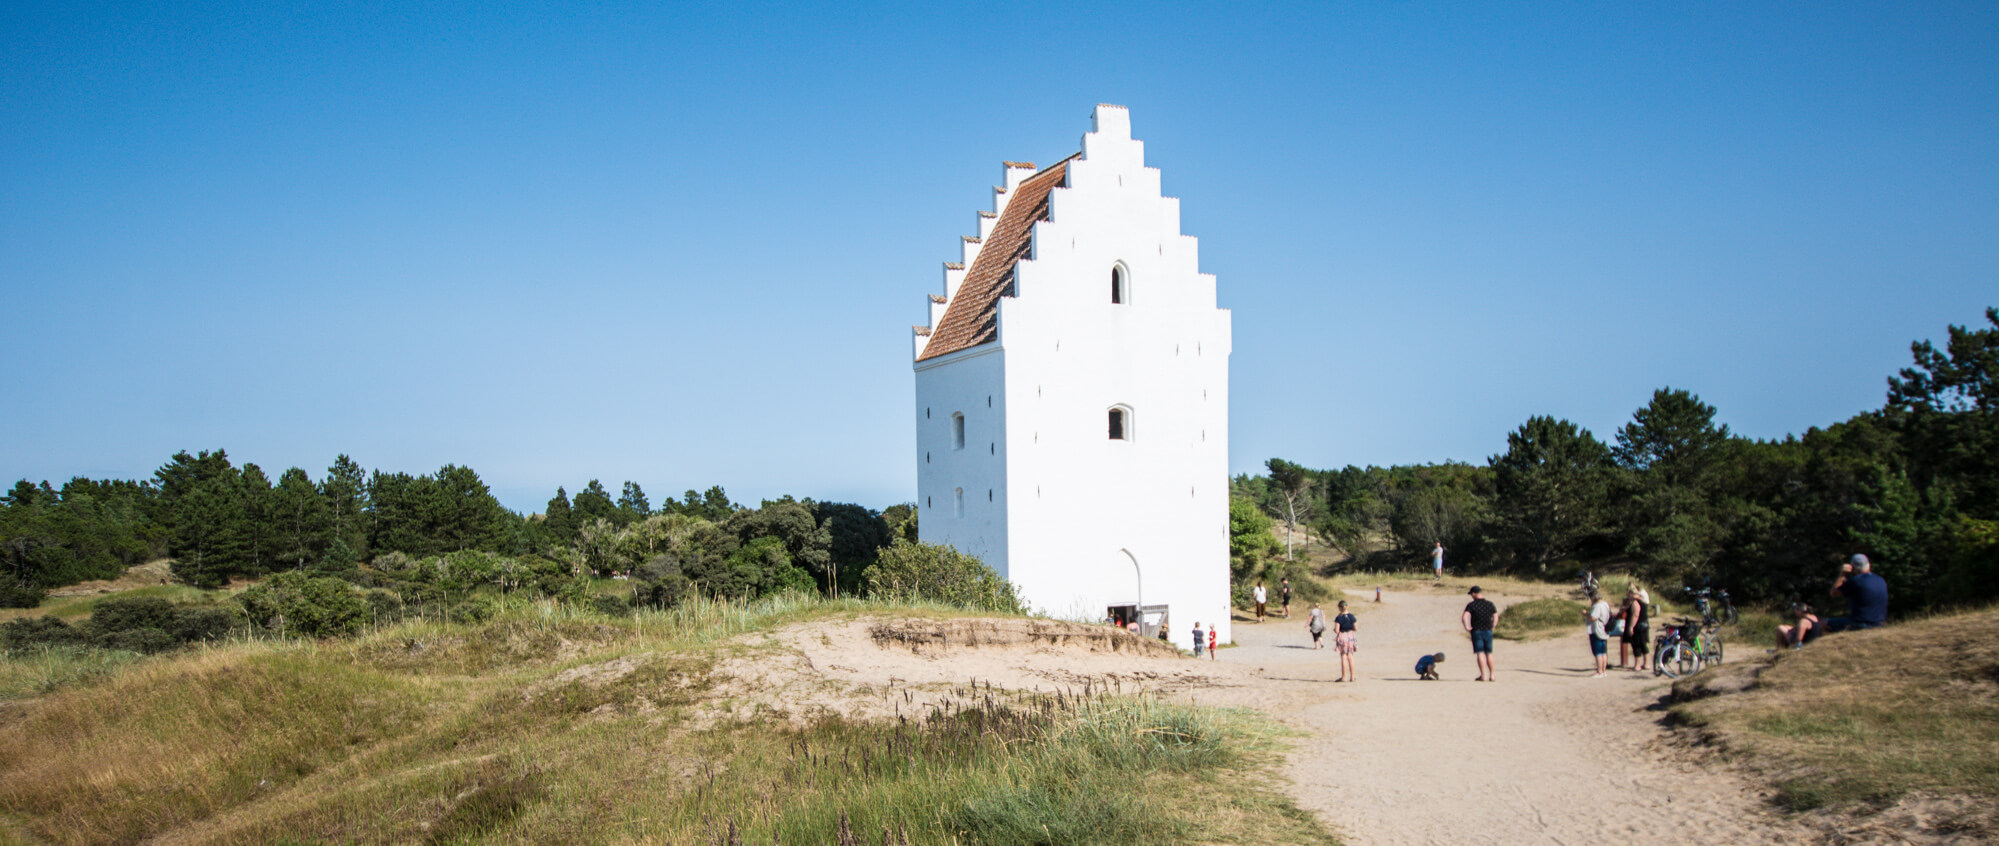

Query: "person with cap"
<box><xmin>1825</xmin><ymin>553</ymin><xmax>1888</xmax><ymax>633</ymax></box>
<box><xmin>1461</xmin><ymin>585</ymin><xmax>1501</xmax><ymax>681</ymax></box>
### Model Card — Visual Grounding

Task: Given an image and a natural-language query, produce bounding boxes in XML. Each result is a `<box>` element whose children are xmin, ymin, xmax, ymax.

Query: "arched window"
<box><xmin>1110</xmin><ymin>264</ymin><xmax>1128</xmax><ymax>304</ymax></box>
<box><xmin>953</xmin><ymin>487</ymin><xmax>965</xmax><ymax>517</ymax></box>
<box><xmin>1108</xmin><ymin>405</ymin><xmax>1132</xmax><ymax>441</ymax></box>
<box><xmin>951</xmin><ymin>412</ymin><xmax>965</xmax><ymax>449</ymax></box>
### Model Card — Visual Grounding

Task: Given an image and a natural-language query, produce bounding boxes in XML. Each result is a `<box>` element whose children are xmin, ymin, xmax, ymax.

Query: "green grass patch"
<box><xmin>0</xmin><ymin>644</ymin><xmax>144</xmax><ymax>700</ymax></box>
<box><xmin>1494</xmin><ymin>597</ymin><xmax>1584</xmax><ymax>640</ymax></box>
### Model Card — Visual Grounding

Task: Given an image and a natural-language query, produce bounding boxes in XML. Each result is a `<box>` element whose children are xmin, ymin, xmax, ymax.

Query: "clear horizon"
<box><xmin>4</xmin><ymin>2</ymin><xmax>1994</xmax><ymax>514</ymax></box>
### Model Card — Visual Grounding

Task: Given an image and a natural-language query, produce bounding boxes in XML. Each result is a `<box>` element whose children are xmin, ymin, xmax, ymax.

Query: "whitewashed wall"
<box><xmin>916</xmin><ymin>105</ymin><xmax>1232</xmax><ymax>651</ymax></box>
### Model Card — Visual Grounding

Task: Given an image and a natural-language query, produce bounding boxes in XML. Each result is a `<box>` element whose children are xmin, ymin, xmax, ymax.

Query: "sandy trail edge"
<box><xmin>1208</xmin><ymin>586</ymin><xmax>1811</xmax><ymax>846</ymax></box>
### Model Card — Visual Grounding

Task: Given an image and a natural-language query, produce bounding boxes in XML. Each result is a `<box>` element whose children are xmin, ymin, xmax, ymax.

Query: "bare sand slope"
<box><xmin>717</xmin><ymin>592</ymin><xmax>1811</xmax><ymax>844</ymax></box>
<box><xmin>1214</xmin><ymin>586</ymin><xmax>1811</xmax><ymax>846</ymax></box>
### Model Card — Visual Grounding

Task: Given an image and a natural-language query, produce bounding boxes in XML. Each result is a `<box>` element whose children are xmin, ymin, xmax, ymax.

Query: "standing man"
<box><xmin>1462</xmin><ymin>586</ymin><xmax>1500</xmax><ymax>681</ymax></box>
<box><xmin>1253</xmin><ymin>581</ymin><xmax>1268</xmax><ymax>622</ymax></box>
<box><xmin>1280</xmin><ymin>578</ymin><xmax>1293</xmax><ymax>619</ymax></box>
<box><xmin>1432</xmin><ymin>542</ymin><xmax>1445</xmax><ymax>581</ymax></box>
<box><xmin>1826</xmin><ymin>554</ymin><xmax>1889</xmax><ymax>632</ymax></box>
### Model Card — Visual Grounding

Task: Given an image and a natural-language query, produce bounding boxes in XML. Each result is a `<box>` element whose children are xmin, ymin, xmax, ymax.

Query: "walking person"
<box><xmin>1432</xmin><ymin>542</ymin><xmax>1445</xmax><ymax>581</ymax></box>
<box><xmin>1334</xmin><ymin>600</ymin><xmax>1359</xmax><ymax>682</ymax></box>
<box><xmin>1584</xmin><ymin>588</ymin><xmax>1611</xmax><ymax>678</ymax></box>
<box><xmin>1253</xmin><ymin>581</ymin><xmax>1268</xmax><ymax>622</ymax></box>
<box><xmin>1306</xmin><ymin>603</ymin><xmax>1327</xmax><ymax>649</ymax></box>
<box><xmin>1462</xmin><ymin>586</ymin><xmax>1500</xmax><ymax>681</ymax></box>
<box><xmin>1280</xmin><ymin>578</ymin><xmax>1293</xmax><ymax>619</ymax></box>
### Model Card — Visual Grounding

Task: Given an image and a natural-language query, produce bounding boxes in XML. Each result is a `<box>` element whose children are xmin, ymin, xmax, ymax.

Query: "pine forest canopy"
<box><xmin>1233</xmin><ymin>308</ymin><xmax>1999</xmax><ymax>614</ymax></box>
<box><xmin>1</xmin><ymin>451</ymin><xmax>910</xmax><ymax>607</ymax></box>
<box><xmin>5</xmin><ymin>307</ymin><xmax>1996</xmax><ymax>615</ymax></box>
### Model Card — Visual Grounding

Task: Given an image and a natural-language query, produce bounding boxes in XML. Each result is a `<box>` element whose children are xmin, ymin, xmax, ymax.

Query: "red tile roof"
<box><xmin>917</xmin><ymin>157</ymin><xmax>1074</xmax><ymax>361</ymax></box>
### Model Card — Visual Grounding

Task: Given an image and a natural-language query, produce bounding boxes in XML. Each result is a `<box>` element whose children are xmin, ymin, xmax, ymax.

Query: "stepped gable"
<box><xmin>917</xmin><ymin>156</ymin><xmax>1074</xmax><ymax>361</ymax></box>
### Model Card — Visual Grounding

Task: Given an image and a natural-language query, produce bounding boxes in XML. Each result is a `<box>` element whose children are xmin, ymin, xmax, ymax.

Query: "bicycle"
<box><xmin>1685</xmin><ymin>585</ymin><xmax>1738</xmax><ymax>627</ymax></box>
<box><xmin>1653</xmin><ymin>616</ymin><xmax>1716</xmax><ymax>678</ymax></box>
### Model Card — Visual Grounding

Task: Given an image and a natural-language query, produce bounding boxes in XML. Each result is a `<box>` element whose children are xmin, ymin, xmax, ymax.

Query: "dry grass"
<box><xmin>0</xmin><ymin>592</ymin><xmax>1338</xmax><ymax>845</ymax></box>
<box><xmin>1671</xmin><ymin>606</ymin><xmax>1999</xmax><ymax>833</ymax></box>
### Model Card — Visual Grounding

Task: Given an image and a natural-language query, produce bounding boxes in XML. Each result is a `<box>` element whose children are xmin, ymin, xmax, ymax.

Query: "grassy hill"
<box><xmin>0</xmin><ymin>591</ymin><xmax>1336</xmax><ymax>845</ymax></box>
<box><xmin>1669</xmin><ymin>606</ymin><xmax>1999</xmax><ymax>839</ymax></box>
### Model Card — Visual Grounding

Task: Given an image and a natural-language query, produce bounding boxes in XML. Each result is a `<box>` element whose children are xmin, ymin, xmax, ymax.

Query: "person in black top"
<box><xmin>1461</xmin><ymin>586</ymin><xmax>1501</xmax><ymax>681</ymax></box>
<box><xmin>1280</xmin><ymin>578</ymin><xmax>1293</xmax><ymax>619</ymax></box>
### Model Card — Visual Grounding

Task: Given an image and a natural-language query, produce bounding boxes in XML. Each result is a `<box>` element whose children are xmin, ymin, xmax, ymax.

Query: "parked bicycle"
<box><xmin>1653</xmin><ymin>616</ymin><xmax>1716</xmax><ymax>678</ymax></box>
<box><xmin>1685</xmin><ymin>585</ymin><xmax>1738</xmax><ymax>627</ymax></box>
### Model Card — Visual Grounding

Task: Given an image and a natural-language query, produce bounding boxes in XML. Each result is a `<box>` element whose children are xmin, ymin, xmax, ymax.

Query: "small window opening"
<box><xmin>953</xmin><ymin>488</ymin><xmax>964</xmax><ymax>517</ymax></box>
<box><xmin>1108</xmin><ymin>407</ymin><xmax>1129</xmax><ymax>441</ymax></box>
<box><xmin>1111</xmin><ymin>265</ymin><xmax>1126</xmax><ymax>304</ymax></box>
<box><xmin>952</xmin><ymin>413</ymin><xmax>965</xmax><ymax>449</ymax></box>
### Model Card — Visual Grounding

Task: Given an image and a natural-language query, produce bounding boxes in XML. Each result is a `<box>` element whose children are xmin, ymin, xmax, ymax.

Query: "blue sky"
<box><xmin>4</xmin><ymin>2</ymin><xmax>1994</xmax><ymax>514</ymax></box>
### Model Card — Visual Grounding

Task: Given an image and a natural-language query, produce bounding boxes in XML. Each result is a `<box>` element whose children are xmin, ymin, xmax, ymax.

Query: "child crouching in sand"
<box><xmin>1415</xmin><ymin>652</ymin><xmax>1445</xmax><ymax>680</ymax></box>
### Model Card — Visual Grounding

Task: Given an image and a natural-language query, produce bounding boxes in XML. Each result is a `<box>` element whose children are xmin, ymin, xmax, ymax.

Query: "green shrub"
<box><xmin>95</xmin><ymin>627</ymin><xmax>177</xmax><ymax>654</ymax></box>
<box><xmin>362</xmin><ymin>589</ymin><xmax>406</xmax><ymax>624</ymax></box>
<box><xmin>0</xmin><ymin>616</ymin><xmax>85</xmax><ymax>649</ymax></box>
<box><xmin>237</xmin><ymin>571</ymin><xmax>369</xmax><ymax>637</ymax></box>
<box><xmin>0</xmin><ymin>581</ymin><xmax>48</xmax><ymax>609</ymax></box>
<box><xmin>865</xmin><ymin>539</ymin><xmax>1025</xmax><ymax>613</ymax></box>
<box><xmin>166</xmin><ymin>606</ymin><xmax>235</xmax><ymax>643</ymax></box>
<box><xmin>448</xmin><ymin>598</ymin><xmax>495</xmax><ymax>624</ymax></box>
<box><xmin>588</xmin><ymin>594</ymin><xmax>629</xmax><ymax>616</ymax></box>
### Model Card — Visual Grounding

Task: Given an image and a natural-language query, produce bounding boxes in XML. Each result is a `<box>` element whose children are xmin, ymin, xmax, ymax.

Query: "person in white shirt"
<box><xmin>1432</xmin><ymin>542</ymin><xmax>1445</xmax><ymax>581</ymax></box>
<box><xmin>1584</xmin><ymin>588</ymin><xmax>1611</xmax><ymax>677</ymax></box>
<box><xmin>1253</xmin><ymin>582</ymin><xmax>1268</xmax><ymax>621</ymax></box>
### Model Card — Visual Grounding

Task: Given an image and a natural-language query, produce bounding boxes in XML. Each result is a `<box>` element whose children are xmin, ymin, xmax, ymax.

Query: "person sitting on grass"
<box><xmin>1775</xmin><ymin>603</ymin><xmax>1821</xmax><ymax>649</ymax></box>
<box><xmin>1826</xmin><ymin>553</ymin><xmax>1888</xmax><ymax>633</ymax></box>
<box><xmin>1415</xmin><ymin>652</ymin><xmax>1445</xmax><ymax>680</ymax></box>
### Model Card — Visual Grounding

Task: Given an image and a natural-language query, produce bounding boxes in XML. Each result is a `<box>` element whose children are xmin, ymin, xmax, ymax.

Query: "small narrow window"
<box><xmin>953</xmin><ymin>487</ymin><xmax>964</xmax><ymax>517</ymax></box>
<box><xmin>1111</xmin><ymin>265</ymin><xmax>1126</xmax><ymax>304</ymax></box>
<box><xmin>952</xmin><ymin>413</ymin><xmax>965</xmax><ymax>449</ymax></box>
<box><xmin>1108</xmin><ymin>407</ymin><xmax>1129</xmax><ymax>440</ymax></box>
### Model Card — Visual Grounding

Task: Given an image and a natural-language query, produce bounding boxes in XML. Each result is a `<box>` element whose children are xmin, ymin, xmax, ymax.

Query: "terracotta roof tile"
<box><xmin>917</xmin><ymin>157</ymin><xmax>1074</xmax><ymax>361</ymax></box>
<box><xmin>929</xmin><ymin>294</ymin><xmax>947</xmax><ymax>304</ymax></box>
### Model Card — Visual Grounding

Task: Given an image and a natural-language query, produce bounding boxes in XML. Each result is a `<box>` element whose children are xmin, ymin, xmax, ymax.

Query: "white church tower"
<box><xmin>911</xmin><ymin>104</ymin><xmax>1233</xmax><ymax>650</ymax></box>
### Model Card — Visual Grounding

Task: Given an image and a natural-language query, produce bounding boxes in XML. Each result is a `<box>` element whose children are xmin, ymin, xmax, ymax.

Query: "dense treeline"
<box><xmin>2</xmin><ymin>451</ymin><xmax>919</xmax><ymax>614</ymax></box>
<box><xmin>1235</xmin><ymin>308</ymin><xmax>1999</xmax><ymax>613</ymax></box>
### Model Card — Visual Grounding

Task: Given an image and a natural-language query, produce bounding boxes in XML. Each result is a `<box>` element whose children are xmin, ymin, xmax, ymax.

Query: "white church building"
<box><xmin>910</xmin><ymin>104</ymin><xmax>1232</xmax><ymax>651</ymax></box>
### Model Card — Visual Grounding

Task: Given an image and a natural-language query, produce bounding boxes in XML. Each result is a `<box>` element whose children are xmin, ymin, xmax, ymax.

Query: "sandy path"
<box><xmin>1196</xmin><ymin>585</ymin><xmax>1811</xmax><ymax>845</ymax></box>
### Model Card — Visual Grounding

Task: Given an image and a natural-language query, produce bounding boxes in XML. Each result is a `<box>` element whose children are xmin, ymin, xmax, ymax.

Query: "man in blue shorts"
<box><xmin>1825</xmin><ymin>553</ymin><xmax>1888</xmax><ymax>633</ymax></box>
<box><xmin>1462</xmin><ymin>586</ymin><xmax>1500</xmax><ymax>681</ymax></box>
